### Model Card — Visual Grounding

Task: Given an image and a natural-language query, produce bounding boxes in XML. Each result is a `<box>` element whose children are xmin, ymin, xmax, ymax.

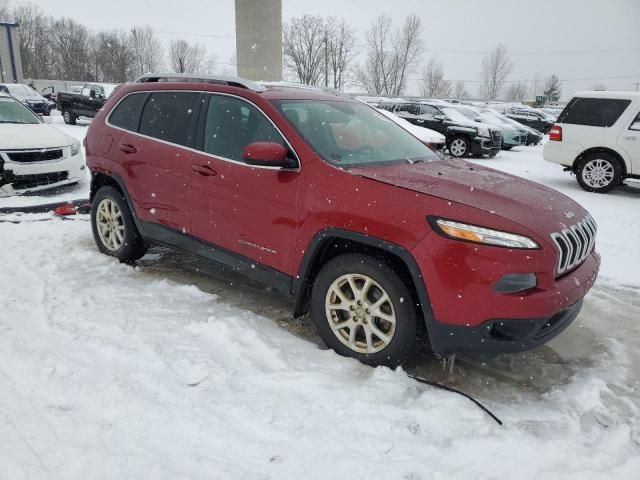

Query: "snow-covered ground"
<box><xmin>1</xmin><ymin>117</ymin><xmax>639</xmax><ymax>479</ymax></box>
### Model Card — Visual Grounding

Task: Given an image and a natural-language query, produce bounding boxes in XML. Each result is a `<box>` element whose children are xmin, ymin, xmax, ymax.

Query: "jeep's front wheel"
<box><xmin>62</xmin><ymin>110</ymin><xmax>77</xmax><ymax>125</ymax></box>
<box><xmin>311</xmin><ymin>254</ymin><xmax>418</xmax><ymax>366</ymax></box>
<box><xmin>91</xmin><ymin>186</ymin><xmax>147</xmax><ymax>262</ymax></box>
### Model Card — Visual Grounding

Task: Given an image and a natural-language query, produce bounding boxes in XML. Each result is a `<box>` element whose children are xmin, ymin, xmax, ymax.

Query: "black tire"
<box><xmin>447</xmin><ymin>135</ymin><xmax>471</xmax><ymax>158</ymax></box>
<box><xmin>62</xmin><ymin>110</ymin><xmax>76</xmax><ymax>125</ymax></box>
<box><xmin>91</xmin><ymin>186</ymin><xmax>147</xmax><ymax>262</ymax></box>
<box><xmin>487</xmin><ymin>149</ymin><xmax>499</xmax><ymax>158</ymax></box>
<box><xmin>310</xmin><ymin>253</ymin><xmax>419</xmax><ymax>367</ymax></box>
<box><xmin>575</xmin><ymin>153</ymin><xmax>623</xmax><ymax>193</ymax></box>
<box><xmin>502</xmin><ymin>145</ymin><xmax>513</xmax><ymax>151</ymax></box>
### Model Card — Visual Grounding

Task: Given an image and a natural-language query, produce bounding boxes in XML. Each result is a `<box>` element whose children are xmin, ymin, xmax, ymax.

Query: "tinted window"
<box><xmin>202</xmin><ymin>95</ymin><xmax>284</xmax><ymax>162</ymax></box>
<box><xmin>395</xmin><ymin>104</ymin><xmax>419</xmax><ymax>115</ymax></box>
<box><xmin>419</xmin><ymin>105</ymin><xmax>439</xmax><ymax>118</ymax></box>
<box><xmin>139</xmin><ymin>92</ymin><xmax>202</xmax><ymax>146</ymax></box>
<box><xmin>629</xmin><ymin>112</ymin><xmax>640</xmax><ymax>131</ymax></box>
<box><xmin>557</xmin><ymin>97</ymin><xmax>631</xmax><ymax>127</ymax></box>
<box><xmin>109</xmin><ymin>93</ymin><xmax>147</xmax><ymax>131</ymax></box>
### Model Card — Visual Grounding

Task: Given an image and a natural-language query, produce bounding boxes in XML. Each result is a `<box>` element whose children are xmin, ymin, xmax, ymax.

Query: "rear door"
<box><xmin>618</xmin><ymin>109</ymin><xmax>640</xmax><ymax>174</ymax></box>
<box><xmin>109</xmin><ymin>90</ymin><xmax>203</xmax><ymax>237</ymax></box>
<box><xmin>188</xmin><ymin>93</ymin><xmax>301</xmax><ymax>275</ymax></box>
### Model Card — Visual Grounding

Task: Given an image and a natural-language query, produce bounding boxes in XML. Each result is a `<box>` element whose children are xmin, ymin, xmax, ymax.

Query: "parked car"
<box><xmin>544</xmin><ymin>91</ymin><xmax>640</xmax><ymax>193</ymax></box>
<box><xmin>375</xmin><ymin>108</ymin><xmax>446</xmax><ymax>151</ymax></box>
<box><xmin>502</xmin><ymin>106</ymin><xmax>555</xmax><ymax>134</ymax></box>
<box><xmin>41</xmin><ymin>86</ymin><xmax>58</xmax><ymax>110</ymax></box>
<box><xmin>85</xmin><ymin>73</ymin><xmax>600</xmax><ymax>366</ymax></box>
<box><xmin>478</xmin><ymin>109</ymin><xmax>530</xmax><ymax>149</ymax></box>
<box><xmin>0</xmin><ymin>93</ymin><xmax>84</xmax><ymax>196</ymax></box>
<box><xmin>58</xmin><ymin>82</ymin><xmax>119</xmax><ymax>125</ymax></box>
<box><xmin>380</xmin><ymin>101</ymin><xmax>502</xmax><ymax>157</ymax></box>
<box><xmin>0</xmin><ymin>83</ymin><xmax>53</xmax><ymax>115</ymax></box>
<box><xmin>453</xmin><ymin>105</ymin><xmax>527</xmax><ymax>150</ymax></box>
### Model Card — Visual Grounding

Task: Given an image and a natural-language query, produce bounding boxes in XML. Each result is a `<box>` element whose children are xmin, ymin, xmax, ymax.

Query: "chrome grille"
<box><xmin>550</xmin><ymin>215</ymin><xmax>597</xmax><ymax>276</ymax></box>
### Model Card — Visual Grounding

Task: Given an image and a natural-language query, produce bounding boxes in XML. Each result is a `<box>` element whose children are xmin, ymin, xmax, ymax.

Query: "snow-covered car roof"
<box><xmin>375</xmin><ymin>108</ymin><xmax>445</xmax><ymax>144</ymax></box>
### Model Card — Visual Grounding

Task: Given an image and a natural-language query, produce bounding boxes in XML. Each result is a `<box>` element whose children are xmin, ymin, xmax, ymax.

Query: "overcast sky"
<box><xmin>27</xmin><ymin>0</ymin><xmax>640</xmax><ymax>98</ymax></box>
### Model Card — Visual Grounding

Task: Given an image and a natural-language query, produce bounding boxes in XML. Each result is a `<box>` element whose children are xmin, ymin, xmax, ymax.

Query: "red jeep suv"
<box><xmin>85</xmin><ymin>73</ymin><xmax>600</xmax><ymax>366</ymax></box>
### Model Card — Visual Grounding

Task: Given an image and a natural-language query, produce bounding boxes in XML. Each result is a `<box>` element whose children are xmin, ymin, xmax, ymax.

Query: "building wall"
<box><xmin>235</xmin><ymin>0</ymin><xmax>282</xmax><ymax>82</ymax></box>
<box><xmin>0</xmin><ymin>22</ymin><xmax>23</xmax><ymax>83</ymax></box>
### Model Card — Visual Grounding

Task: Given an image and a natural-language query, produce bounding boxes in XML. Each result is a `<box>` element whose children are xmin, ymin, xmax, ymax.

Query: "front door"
<box><xmin>188</xmin><ymin>94</ymin><xmax>301</xmax><ymax>275</ymax></box>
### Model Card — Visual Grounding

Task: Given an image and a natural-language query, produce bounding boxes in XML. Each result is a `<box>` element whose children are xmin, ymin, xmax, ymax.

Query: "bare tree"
<box><xmin>420</xmin><ymin>57</ymin><xmax>451</xmax><ymax>97</ymax></box>
<box><xmin>89</xmin><ymin>31</ymin><xmax>134</xmax><ymax>83</ymax></box>
<box><xmin>50</xmin><ymin>17</ymin><xmax>91</xmax><ymax>80</ymax></box>
<box><xmin>325</xmin><ymin>17</ymin><xmax>357</xmax><ymax>90</ymax></box>
<box><xmin>453</xmin><ymin>80</ymin><xmax>469</xmax><ymax>99</ymax></box>
<box><xmin>505</xmin><ymin>81</ymin><xmax>528</xmax><ymax>101</ymax></box>
<box><xmin>0</xmin><ymin>0</ymin><xmax>10</xmax><ymax>20</ymax></box>
<box><xmin>543</xmin><ymin>74</ymin><xmax>562</xmax><ymax>102</ymax></box>
<box><xmin>130</xmin><ymin>26</ymin><xmax>164</xmax><ymax>76</ymax></box>
<box><xmin>591</xmin><ymin>83</ymin><xmax>607</xmax><ymax>91</ymax></box>
<box><xmin>168</xmin><ymin>39</ymin><xmax>207</xmax><ymax>73</ymax></box>
<box><xmin>356</xmin><ymin>14</ymin><xmax>423</xmax><ymax>96</ymax></box>
<box><xmin>12</xmin><ymin>2</ymin><xmax>56</xmax><ymax>79</ymax></box>
<box><xmin>479</xmin><ymin>43</ymin><xmax>513</xmax><ymax>100</ymax></box>
<box><xmin>283</xmin><ymin>15</ymin><xmax>326</xmax><ymax>85</ymax></box>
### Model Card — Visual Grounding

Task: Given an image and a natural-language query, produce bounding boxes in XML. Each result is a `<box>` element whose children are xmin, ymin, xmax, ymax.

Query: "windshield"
<box><xmin>0</xmin><ymin>96</ymin><xmax>41</xmax><ymax>124</ymax></box>
<box><xmin>441</xmin><ymin>107</ymin><xmax>473</xmax><ymax>124</ymax></box>
<box><xmin>273</xmin><ymin>100</ymin><xmax>440</xmax><ymax>167</ymax></box>
<box><xmin>454</xmin><ymin>107</ymin><xmax>479</xmax><ymax>121</ymax></box>
<box><xmin>5</xmin><ymin>84</ymin><xmax>38</xmax><ymax>99</ymax></box>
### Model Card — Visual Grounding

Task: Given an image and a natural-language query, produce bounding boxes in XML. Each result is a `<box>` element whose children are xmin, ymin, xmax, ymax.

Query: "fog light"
<box><xmin>494</xmin><ymin>273</ymin><xmax>537</xmax><ymax>294</ymax></box>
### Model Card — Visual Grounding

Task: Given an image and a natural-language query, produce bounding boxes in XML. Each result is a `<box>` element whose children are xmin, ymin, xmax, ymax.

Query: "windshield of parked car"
<box><xmin>441</xmin><ymin>107</ymin><xmax>473</xmax><ymax>124</ymax></box>
<box><xmin>5</xmin><ymin>84</ymin><xmax>39</xmax><ymax>100</ymax></box>
<box><xmin>0</xmin><ymin>96</ymin><xmax>41</xmax><ymax>124</ymax></box>
<box><xmin>273</xmin><ymin>100</ymin><xmax>440</xmax><ymax>167</ymax></box>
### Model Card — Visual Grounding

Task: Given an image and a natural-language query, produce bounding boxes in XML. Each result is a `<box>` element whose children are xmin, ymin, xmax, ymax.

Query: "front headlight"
<box><xmin>477</xmin><ymin>126</ymin><xmax>490</xmax><ymax>138</ymax></box>
<box><xmin>430</xmin><ymin>218</ymin><xmax>539</xmax><ymax>249</ymax></box>
<box><xmin>70</xmin><ymin>139</ymin><xmax>81</xmax><ymax>156</ymax></box>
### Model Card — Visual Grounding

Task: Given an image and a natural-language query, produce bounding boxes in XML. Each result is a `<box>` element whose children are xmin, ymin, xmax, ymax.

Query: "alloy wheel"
<box><xmin>96</xmin><ymin>199</ymin><xmax>125</xmax><ymax>251</ymax></box>
<box><xmin>325</xmin><ymin>273</ymin><xmax>396</xmax><ymax>354</ymax></box>
<box><xmin>582</xmin><ymin>158</ymin><xmax>615</xmax><ymax>188</ymax></box>
<box><xmin>450</xmin><ymin>139</ymin><xmax>467</xmax><ymax>157</ymax></box>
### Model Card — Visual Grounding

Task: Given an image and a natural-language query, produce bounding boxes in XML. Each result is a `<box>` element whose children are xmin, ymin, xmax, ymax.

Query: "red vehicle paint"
<box><xmin>86</xmin><ymin>75</ymin><xmax>600</xmax><ymax>364</ymax></box>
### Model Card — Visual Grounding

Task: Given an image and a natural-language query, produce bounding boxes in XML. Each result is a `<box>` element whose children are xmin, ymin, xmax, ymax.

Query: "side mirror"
<box><xmin>474</xmin><ymin>118</ymin><xmax>482</xmax><ymax>123</ymax></box>
<box><xmin>434</xmin><ymin>114</ymin><xmax>445</xmax><ymax>121</ymax></box>
<box><xmin>89</xmin><ymin>89</ymin><xmax>96</xmax><ymax>98</ymax></box>
<box><xmin>243</xmin><ymin>142</ymin><xmax>292</xmax><ymax>168</ymax></box>
<box><xmin>42</xmin><ymin>116</ymin><xmax>53</xmax><ymax>124</ymax></box>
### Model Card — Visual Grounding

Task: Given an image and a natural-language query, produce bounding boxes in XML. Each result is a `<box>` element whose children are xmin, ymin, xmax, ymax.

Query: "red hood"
<box><xmin>351</xmin><ymin>159</ymin><xmax>589</xmax><ymax>238</ymax></box>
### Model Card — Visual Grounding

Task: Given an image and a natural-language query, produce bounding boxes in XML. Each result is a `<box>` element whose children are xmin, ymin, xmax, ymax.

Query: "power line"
<box><xmin>423</xmin><ymin>47</ymin><xmax>640</xmax><ymax>56</ymax></box>
<box><xmin>408</xmin><ymin>75</ymin><xmax>640</xmax><ymax>84</ymax></box>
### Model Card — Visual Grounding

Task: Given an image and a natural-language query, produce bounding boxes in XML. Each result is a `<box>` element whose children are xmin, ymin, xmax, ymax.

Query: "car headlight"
<box><xmin>477</xmin><ymin>126</ymin><xmax>490</xmax><ymax>138</ymax></box>
<box><xmin>70</xmin><ymin>139</ymin><xmax>81</xmax><ymax>156</ymax></box>
<box><xmin>429</xmin><ymin>218</ymin><xmax>539</xmax><ymax>249</ymax></box>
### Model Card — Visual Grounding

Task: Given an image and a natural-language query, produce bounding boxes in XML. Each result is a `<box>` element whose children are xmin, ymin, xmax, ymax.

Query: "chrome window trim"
<box><xmin>105</xmin><ymin>89</ymin><xmax>301</xmax><ymax>172</ymax></box>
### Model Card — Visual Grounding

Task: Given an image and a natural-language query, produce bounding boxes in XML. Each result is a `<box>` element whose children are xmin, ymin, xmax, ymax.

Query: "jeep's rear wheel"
<box><xmin>311</xmin><ymin>254</ymin><xmax>418</xmax><ymax>366</ymax></box>
<box><xmin>91</xmin><ymin>186</ymin><xmax>147</xmax><ymax>262</ymax></box>
<box><xmin>448</xmin><ymin>136</ymin><xmax>470</xmax><ymax>158</ymax></box>
<box><xmin>576</xmin><ymin>153</ymin><xmax>623</xmax><ymax>193</ymax></box>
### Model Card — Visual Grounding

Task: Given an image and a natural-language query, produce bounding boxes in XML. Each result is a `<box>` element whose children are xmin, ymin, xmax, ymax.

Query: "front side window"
<box><xmin>202</xmin><ymin>95</ymin><xmax>285</xmax><ymax>162</ymax></box>
<box><xmin>108</xmin><ymin>93</ymin><xmax>148</xmax><ymax>132</ymax></box>
<box><xmin>557</xmin><ymin>97</ymin><xmax>631</xmax><ymax>127</ymax></box>
<box><xmin>139</xmin><ymin>92</ymin><xmax>202</xmax><ymax>147</ymax></box>
<box><xmin>629</xmin><ymin>112</ymin><xmax>640</xmax><ymax>131</ymax></box>
<box><xmin>0</xmin><ymin>96</ymin><xmax>41</xmax><ymax>124</ymax></box>
<box><xmin>419</xmin><ymin>105</ymin><xmax>439</xmax><ymax>118</ymax></box>
<box><xmin>274</xmin><ymin>100</ymin><xmax>439</xmax><ymax>167</ymax></box>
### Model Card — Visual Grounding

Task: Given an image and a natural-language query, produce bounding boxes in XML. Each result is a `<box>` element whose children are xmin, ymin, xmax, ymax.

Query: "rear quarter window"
<box><xmin>557</xmin><ymin>97</ymin><xmax>631</xmax><ymax>127</ymax></box>
<box><xmin>108</xmin><ymin>93</ymin><xmax>148</xmax><ymax>131</ymax></box>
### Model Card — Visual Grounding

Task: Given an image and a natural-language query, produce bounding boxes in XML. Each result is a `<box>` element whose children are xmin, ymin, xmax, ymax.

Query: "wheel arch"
<box><xmin>292</xmin><ymin>229</ymin><xmax>435</xmax><ymax>331</ymax></box>
<box><xmin>573</xmin><ymin>147</ymin><xmax>628</xmax><ymax>177</ymax></box>
<box><xmin>90</xmin><ymin>171</ymin><xmax>145</xmax><ymax>234</ymax></box>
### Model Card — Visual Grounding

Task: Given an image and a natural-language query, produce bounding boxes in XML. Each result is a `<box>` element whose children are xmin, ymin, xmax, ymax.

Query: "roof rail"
<box><xmin>134</xmin><ymin>73</ymin><xmax>267</xmax><ymax>92</ymax></box>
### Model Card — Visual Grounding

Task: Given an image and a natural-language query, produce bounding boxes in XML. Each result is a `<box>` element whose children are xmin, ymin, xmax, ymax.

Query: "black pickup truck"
<box><xmin>57</xmin><ymin>83</ymin><xmax>118</xmax><ymax>125</ymax></box>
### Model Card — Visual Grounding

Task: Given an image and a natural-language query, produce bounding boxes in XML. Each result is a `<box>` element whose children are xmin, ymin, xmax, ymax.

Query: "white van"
<box><xmin>544</xmin><ymin>91</ymin><xmax>640</xmax><ymax>193</ymax></box>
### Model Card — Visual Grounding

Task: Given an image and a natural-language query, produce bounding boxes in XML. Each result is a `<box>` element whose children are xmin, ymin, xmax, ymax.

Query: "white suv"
<box><xmin>544</xmin><ymin>91</ymin><xmax>640</xmax><ymax>193</ymax></box>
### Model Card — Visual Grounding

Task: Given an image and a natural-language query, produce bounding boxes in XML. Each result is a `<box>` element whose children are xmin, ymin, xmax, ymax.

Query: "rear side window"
<box><xmin>557</xmin><ymin>97</ymin><xmax>631</xmax><ymax>127</ymax></box>
<box><xmin>108</xmin><ymin>93</ymin><xmax>147</xmax><ymax>131</ymax></box>
<box><xmin>139</xmin><ymin>92</ymin><xmax>202</xmax><ymax>147</ymax></box>
<box><xmin>629</xmin><ymin>112</ymin><xmax>640</xmax><ymax>131</ymax></box>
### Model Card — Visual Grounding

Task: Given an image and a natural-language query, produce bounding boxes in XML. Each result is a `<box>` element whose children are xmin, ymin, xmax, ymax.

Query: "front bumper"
<box><xmin>0</xmin><ymin>152</ymin><xmax>85</xmax><ymax>196</ymax></box>
<box><xmin>24</xmin><ymin>101</ymin><xmax>52</xmax><ymax>115</ymax></box>
<box><xmin>411</xmin><ymin>230</ymin><xmax>600</xmax><ymax>356</ymax></box>
<box><xmin>470</xmin><ymin>135</ymin><xmax>500</xmax><ymax>155</ymax></box>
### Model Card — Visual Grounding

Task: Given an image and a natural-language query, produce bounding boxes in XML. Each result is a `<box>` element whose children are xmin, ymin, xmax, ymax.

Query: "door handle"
<box><xmin>192</xmin><ymin>164</ymin><xmax>217</xmax><ymax>176</ymax></box>
<box><xmin>624</xmin><ymin>135</ymin><xmax>637</xmax><ymax>141</ymax></box>
<box><xmin>416</xmin><ymin>119</ymin><xmax>424</xmax><ymax>123</ymax></box>
<box><xmin>119</xmin><ymin>144</ymin><xmax>137</xmax><ymax>154</ymax></box>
